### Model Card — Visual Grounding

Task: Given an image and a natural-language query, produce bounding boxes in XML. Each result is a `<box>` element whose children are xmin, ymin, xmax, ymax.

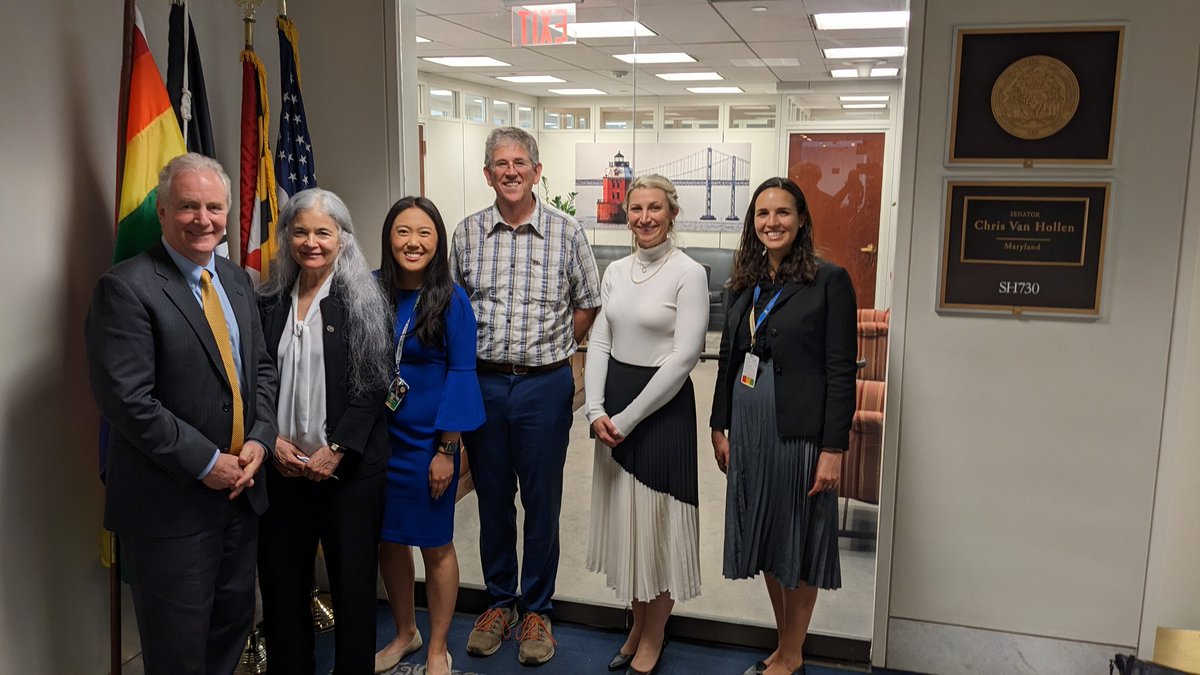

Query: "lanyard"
<box><xmin>392</xmin><ymin>292</ymin><xmax>422</xmax><ymax>376</ymax></box>
<box><xmin>748</xmin><ymin>285</ymin><xmax>783</xmax><ymax>348</ymax></box>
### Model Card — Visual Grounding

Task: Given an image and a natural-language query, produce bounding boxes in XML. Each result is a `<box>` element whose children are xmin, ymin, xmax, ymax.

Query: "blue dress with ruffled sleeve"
<box><xmin>381</xmin><ymin>284</ymin><xmax>485</xmax><ymax>547</ymax></box>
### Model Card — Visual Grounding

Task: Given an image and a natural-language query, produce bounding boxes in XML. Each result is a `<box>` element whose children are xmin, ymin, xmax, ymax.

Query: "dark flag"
<box><xmin>275</xmin><ymin>14</ymin><xmax>318</xmax><ymax>202</ymax></box>
<box><xmin>166</xmin><ymin>1</ymin><xmax>215</xmax><ymax>157</ymax></box>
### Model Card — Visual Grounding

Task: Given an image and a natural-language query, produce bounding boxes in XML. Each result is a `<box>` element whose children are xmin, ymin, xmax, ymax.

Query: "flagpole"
<box><xmin>112</xmin><ymin>3</ymin><xmax>133</xmax><ymax>669</ymax></box>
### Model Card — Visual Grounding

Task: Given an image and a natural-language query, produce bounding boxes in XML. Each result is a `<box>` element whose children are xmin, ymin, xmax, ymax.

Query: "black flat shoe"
<box><xmin>741</xmin><ymin>661</ymin><xmax>767</xmax><ymax>675</ymax></box>
<box><xmin>607</xmin><ymin>651</ymin><xmax>633</xmax><ymax>671</ymax></box>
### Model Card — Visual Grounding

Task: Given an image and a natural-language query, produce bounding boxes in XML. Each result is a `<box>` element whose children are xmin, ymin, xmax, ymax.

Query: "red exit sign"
<box><xmin>511</xmin><ymin>3</ymin><xmax>577</xmax><ymax>47</ymax></box>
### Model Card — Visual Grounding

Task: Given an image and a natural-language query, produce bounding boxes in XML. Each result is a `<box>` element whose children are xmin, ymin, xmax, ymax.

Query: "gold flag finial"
<box><xmin>234</xmin><ymin>0</ymin><xmax>267</xmax><ymax>47</ymax></box>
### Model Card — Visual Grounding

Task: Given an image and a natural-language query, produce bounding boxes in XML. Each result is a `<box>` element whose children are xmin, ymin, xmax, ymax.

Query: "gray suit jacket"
<box><xmin>86</xmin><ymin>243</ymin><xmax>277</xmax><ymax>537</ymax></box>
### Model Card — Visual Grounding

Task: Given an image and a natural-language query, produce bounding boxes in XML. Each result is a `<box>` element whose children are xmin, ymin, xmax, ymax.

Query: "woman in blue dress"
<box><xmin>374</xmin><ymin>196</ymin><xmax>485</xmax><ymax>675</ymax></box>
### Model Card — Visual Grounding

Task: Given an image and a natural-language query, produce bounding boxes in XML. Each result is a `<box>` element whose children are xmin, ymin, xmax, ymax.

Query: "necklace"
<box><xmin>630</xmin><ymin>247</ymin><xmax>674</xmax><ymax>285</ymax></box>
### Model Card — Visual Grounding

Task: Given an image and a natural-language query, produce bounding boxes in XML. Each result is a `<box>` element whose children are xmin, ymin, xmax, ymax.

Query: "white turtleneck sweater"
<box><xmin>584</xmin><ymin>240</ymin><xmax>710</xmax><ymax>437</ymax></box>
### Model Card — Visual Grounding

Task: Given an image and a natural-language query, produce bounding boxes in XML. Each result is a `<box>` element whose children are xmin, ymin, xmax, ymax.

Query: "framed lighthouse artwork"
<box><xmin>572</xmin><ymin>143</ymin><xmax>752</xmax><ymax>232</ymax></box>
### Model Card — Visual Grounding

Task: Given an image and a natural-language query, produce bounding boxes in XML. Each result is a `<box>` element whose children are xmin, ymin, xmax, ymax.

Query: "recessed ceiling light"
<box><xmin>687</xmin><ymin>86</ymin><xmax>743</xmax><ymax>94</ymax></box>
<box><xmin>568</xmin><ymin>21</ymin><xmax>656</xmax><ymax>38</ymax></box>
<box><xmin>657</xmin><ymin>72</ymin><xmax>724</xmax><ymax>81</ymax></box>
<box><xmin>830</xmin><ymin>69</ymin><xmax>858</xmax><ymax>78</ymax></box>
<box><xmin>423</xmin><ymin>56</ymin><xmax>511</xmax><ymax>67</ymax></box>
<box><xmin>842</xmin><ymin>103</ymin><xmax>887</xmax><ymax>109</ymax></box>
<box><xmin>415</xmin><ymin>35</ymin><xmax>431</xmax><ymax>43</ymax></box>
<box><xmin>751</xmin><ymin>5</ymin><xmax>768</xmax><ymax>11</ymax></box>
<box><xmin>497</xmin><ymin>75</ymin><xmax>566</xmax><ymax>83</ymax></box>
<box><xmin>614</xmin><ymin>52</ymin><xmax>696</xmax><ymax>64</ymax></box>
<box><xmin>813</xmin><ymin>11</ymin><xmax>909</xmax><ymax>30</ymax></box>
<box><xmin>823</xmin><ymin>46</ymin><xmax>905</xmax><ymax>59</ymax></box>
<box><xmin>548</xmin><ymin>88</ymin><xmax>607</xmax><ymax>95</ymax></box>
<box><xmin>871</xmin><ymin>67</ymin><xmax>900</xmax><ymax>77</ymax></box>
<box><xmin>430</xmin><ymin>89</ymin><xmax>453</xmax><ymax>96</ymax></box>
<box><xmin>840</xmin><ymin>95</ymin><xmax>890</xmax><ymax>101</ymax></box>
<box><xmin>518</xmin><ymin>106</ymin><xmax>532</xmax><ymax>111</ymax></box>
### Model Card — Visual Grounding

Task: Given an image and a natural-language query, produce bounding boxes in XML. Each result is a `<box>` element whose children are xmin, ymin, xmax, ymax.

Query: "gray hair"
<box><xmin>484</xmin><ymin>126</ymin><xmax>540</xmax><ymax>167</ymax></box>
<box><xmin>259</xmin><ymin>188</ymin><xmax>393</xmax><ymax>396</ymax></box>
<box><xmin>157</xmin><ymin>152</ymin><xmax>232</xmax><ymax>206</ymax></box>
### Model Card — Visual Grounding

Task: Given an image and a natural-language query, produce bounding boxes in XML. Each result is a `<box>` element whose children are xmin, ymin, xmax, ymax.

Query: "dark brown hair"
<box><xmin>729</xmin><ymin>176</ymin><xmax>819</xmax><ymax>291</ymax></box>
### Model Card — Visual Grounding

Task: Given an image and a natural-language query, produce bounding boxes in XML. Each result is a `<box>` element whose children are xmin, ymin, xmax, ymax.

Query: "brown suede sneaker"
<box><xmin>466</xmin><ymin>606</ymin><xmax>519</xmax><ymax>657</ymax></box>
<box><xmin>517</xmin><ymin>612</ymin><xmax>557</xmax><ymax>665</ymax></box>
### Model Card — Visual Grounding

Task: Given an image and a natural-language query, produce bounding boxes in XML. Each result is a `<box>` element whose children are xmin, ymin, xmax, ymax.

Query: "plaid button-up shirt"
<box><xmin>451</xmin><ymin>198</ymin><xmax>601</xmax><ymax>367</ymax></box>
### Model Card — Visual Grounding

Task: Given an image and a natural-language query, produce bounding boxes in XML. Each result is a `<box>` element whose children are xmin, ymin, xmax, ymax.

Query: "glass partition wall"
<box><xmin>410</xmin><ymin>0</ymin><xmax>903</xmax><ymax>659</ymax></box>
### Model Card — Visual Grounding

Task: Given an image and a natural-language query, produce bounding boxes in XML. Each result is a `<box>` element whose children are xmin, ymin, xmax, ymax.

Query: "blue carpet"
<box><xmin>309</xmin><ymin>601</ymin><xmax>915</xmax><ymax>674</ymax></box>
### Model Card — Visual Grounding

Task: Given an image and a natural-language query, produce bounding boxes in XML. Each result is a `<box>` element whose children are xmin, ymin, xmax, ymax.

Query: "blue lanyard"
<box><xmin>393</xmin><ymin>292</ymin><xmax>421</xmax><ymax>376</ymax></box>
<box><xmin>748</xmin><ymin>285</ymin><xmax>783</xmax><ymax>347</ymax></box>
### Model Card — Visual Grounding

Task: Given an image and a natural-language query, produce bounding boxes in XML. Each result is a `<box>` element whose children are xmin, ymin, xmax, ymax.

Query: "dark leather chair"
<box><xmin>681</xmin><ymin>246</ymin><xmax>735</xmax><ymax>331</ymax></box>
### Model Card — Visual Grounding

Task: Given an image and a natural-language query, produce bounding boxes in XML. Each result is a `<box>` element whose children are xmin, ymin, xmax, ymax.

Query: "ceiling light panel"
<box><xmin>813</xmin><ymin>11</ymin><xmax>909</xmax><ymax>30</ymax></box>
<box><xmin>840</xmin><ymin>95</ymin><xmax>889</xmax><ymax>101</ymax></box>
<box><xmin>614</xmin><ymin>52</ymin><xmax>696</xmax><ymax>64</ymax></box>
<box><xmin>423</xmin><ymin>56</ymin><xmax>511</xmax><ymax>67</ymax></box>
<box><xmin>657</xmin><ymin>72</ymin><xmax>724</xmax><ymax>81</ymax></box>
<box><xmin>548</xmin><ymin>88</ymin><xmax>607</xmax><ymax>95</ymax></box>
<box><xmin>842</xmin><ymin>103</ymin><xmax>887</xmax><ymax>109</ymax></box>
<box><xmin>822</xmin><ymin>46</ymin><xmax>905</xmax><ymax>59</ymax></box>
<box><xmin>687</xmin><ymin>86</ymin><xmax>743</xmax><ymax>94</ymax></box>
<box><xmin>568</xmin><ymin>21</ymin><xmax>655</xmax><ymax>38</ymax></box>
<box><xmin>871</xmin><ymin>67</ymin><xmax>900</xmax><ymax>77</ymax></box>
<box><xmin>496</xmin><ymin>75</ymin><xmax>566</xmax><ymax>83</ymax></box>
<box><xmin>830</xmin><ymin>69</ymin><xmax>858</xmax><ymax>78</ymax></box>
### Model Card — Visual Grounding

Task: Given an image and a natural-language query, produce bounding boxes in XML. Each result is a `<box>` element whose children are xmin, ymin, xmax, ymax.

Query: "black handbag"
<box><xmin>1111</xmin><ymin>653</ymin><xmax>1192</xmax><ymax>675</ymax></box>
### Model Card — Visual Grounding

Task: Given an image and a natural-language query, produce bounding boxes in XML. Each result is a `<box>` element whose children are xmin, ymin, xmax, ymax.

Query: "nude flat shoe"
<box><xmin>374</xmin><ymin>629</ymin><xmax>423</xmax><ymax>673</ymax></box>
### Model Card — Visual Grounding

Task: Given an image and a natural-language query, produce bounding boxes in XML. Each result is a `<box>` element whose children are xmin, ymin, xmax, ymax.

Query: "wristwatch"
<box><xmin>437</xmin><ymin>440</ymin><xmax>461</xmax><ymax>456</ymax></box>
<box><xmin>329</xmin><ymin>442</ymin><xmax>344</xmax><ymax>454</ymax></box>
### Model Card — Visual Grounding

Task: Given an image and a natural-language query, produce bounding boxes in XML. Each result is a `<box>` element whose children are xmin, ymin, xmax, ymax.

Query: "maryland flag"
<box><xmin>113</xmin><ymin>9</ymin><xmax>187</xmax><ymax>264</ymax></box>
<box><xmin>238</xmin><ymin>48</ymin><xmax>278</xmax><ymax>283</ymax></box>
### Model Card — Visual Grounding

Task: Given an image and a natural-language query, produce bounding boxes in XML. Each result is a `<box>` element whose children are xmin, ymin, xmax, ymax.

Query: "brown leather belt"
<box><xmin>477</xmin><ymin>359</ymin><xmax>568</xmax><ymax>376</ymax></box>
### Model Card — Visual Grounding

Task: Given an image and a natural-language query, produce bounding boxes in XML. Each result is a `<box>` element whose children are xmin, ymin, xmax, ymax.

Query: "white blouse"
<box><xmin>584</xmin><ymin>241</ymin><xmax>710</xmax><ymax>437</ymax></box>
<box><xmin>275</xmin><ymin>274</ymin><xmax>334</xmax><ymax>456</ymax></box>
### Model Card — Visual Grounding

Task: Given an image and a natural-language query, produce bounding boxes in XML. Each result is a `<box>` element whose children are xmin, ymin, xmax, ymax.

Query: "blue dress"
<box><xmin>381</xmin><ymin>285</ymin><xmax>485</xmax><ymax>547</ymax></box>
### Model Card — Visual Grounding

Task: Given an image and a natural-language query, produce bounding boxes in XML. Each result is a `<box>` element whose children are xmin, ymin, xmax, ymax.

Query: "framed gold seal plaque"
<box><xmin>938</xmin><ymin>181</ymin><xmax>1111</xmax><ymax>316</ymax></box>
<box><xmin>949</xmin><ymin>26</ymin><xmax>1124</xmax><ymax>166</ymax></box>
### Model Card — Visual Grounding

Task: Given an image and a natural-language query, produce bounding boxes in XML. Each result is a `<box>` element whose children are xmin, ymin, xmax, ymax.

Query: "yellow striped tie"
<box><xmin>200</xmin><ymin>270</ymin><xmax>244</xmax><ymax>455</ymax></box>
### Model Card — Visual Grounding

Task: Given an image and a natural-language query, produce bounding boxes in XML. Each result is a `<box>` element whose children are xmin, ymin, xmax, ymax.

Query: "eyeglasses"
<box><xmin>491</xmin><ymin>159</ymin><xmax>533</xmax><ymax>171</ymax></box>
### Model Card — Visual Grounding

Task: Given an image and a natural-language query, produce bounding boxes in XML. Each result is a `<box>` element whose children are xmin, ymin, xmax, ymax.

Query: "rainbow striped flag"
<box><xmin>113</xmin><ymin>9</ymin><xmax>186</xmax><ymax>264</ymax></box>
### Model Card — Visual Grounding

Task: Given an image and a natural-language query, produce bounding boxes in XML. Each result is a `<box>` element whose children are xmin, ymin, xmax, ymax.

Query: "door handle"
<box><xmin>860</xmin><ymin>243</ymin><xmax>877</xmax><ymax>254</ymax></box>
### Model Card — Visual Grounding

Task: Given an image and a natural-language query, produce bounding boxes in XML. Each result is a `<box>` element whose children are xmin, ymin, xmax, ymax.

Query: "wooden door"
<box><xmin>787</xmin><ymin>132</ymin><xmax>884</xmax><ymax>308</ymax></box>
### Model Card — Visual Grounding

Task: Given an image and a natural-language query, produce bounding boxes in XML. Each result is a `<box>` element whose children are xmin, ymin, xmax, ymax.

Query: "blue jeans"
<box><xmin>465</xmin><ymin>364</ymin><xmax>573</xmax><ymax>615</ymax></box>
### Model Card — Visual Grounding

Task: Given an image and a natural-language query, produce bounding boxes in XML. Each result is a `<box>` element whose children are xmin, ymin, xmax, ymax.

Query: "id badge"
<box><xmin>385</xmin><ymin>376</ymin><xmax>410</xmax><ymax>411</ymax></box>
<box><xmin>739</xmin><ymin>352</ymin><xmax>760</xmax><ymax>388</ymax></box>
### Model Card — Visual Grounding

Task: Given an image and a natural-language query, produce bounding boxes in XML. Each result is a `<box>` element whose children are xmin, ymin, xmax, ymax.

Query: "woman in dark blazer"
<box><xmin>257</xmin><ymin>188</ymin><xmax>393</xmax><ymax>674</ymax></box>
<box><xmin>710</xmin><ymin>177</ymin><xmax>857</xmax><ymax>675</ymax></box>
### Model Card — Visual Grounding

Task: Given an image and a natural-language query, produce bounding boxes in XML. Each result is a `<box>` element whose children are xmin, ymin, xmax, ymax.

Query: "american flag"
<box><xmin>275</xmin><ymin>15</ymin><xmax>316</xmax><ymax>200</ymax></box>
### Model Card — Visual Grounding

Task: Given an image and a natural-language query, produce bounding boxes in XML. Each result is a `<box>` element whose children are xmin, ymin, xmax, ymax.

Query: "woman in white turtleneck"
<box><xmin>585</xmin><ymin>174</ymin><xmax>710</xmax><ymax>675</ymax></box>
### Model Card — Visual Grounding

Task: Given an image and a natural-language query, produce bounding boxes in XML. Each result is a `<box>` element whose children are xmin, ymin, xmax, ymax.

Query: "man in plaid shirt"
<box><xmin>451</xmin><ymin>127</ymin><xmax>600</xmax><ymax>666</ymax></box>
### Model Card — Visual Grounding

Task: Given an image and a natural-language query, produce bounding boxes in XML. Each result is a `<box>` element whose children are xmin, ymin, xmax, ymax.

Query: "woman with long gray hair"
<box><xmin>257</xmin><ymin>188</ymin><xmax>393</xmax><ymax>674</ymax></box>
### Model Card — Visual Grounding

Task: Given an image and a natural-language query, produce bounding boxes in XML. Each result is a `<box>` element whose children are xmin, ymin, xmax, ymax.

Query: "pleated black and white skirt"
<box><xmin>723</xmin><ymin>360</ymin><xmax>841</xmax><ymax>590</ymax></box>
<box><xmin>587</xmin><ymin>358</ymin><xmax>701</xmax><ymax>602</ymax></box>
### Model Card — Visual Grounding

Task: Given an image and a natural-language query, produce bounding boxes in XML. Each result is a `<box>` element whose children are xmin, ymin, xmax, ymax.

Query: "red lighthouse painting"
<box><xmin>596</xmin><ymin>150</ymin><xmax>632</xmax><ymax>224</ymax></box>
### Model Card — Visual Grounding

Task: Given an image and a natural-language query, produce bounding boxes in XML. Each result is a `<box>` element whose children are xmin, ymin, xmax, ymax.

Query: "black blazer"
<box><xmin>260</xmin><ymin>282</ymin><xmax>389</xmax><ymax>479</ymax></box>
<box><xmin>709</xmin><ymin>262</ymin><xmax>857</xmax><ymax>450</ymax></box>
<box><xmin>86</xmin><ymin>243</ymin><xmax>277</xmax><ymax>537</ymax></box>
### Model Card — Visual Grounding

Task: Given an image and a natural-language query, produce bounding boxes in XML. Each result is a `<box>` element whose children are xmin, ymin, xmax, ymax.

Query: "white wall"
<box><xmin>882</xmin><ymin>0</ymin><xmax>1200</xmax><ymax>671</ymax></box>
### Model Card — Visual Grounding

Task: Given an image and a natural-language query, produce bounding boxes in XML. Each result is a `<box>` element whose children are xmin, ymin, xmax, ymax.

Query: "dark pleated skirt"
<box><xmin>723</xmin><ymin>360</ymin><xmax>841</xmax><ymax>590</ymax></box>
<box><xmin>605</xmin><ymin>358</ymin><xmax>698</xmax><ymax>506</ymax></box>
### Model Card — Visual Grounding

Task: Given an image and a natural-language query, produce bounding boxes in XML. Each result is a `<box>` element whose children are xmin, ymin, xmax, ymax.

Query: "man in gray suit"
<box><xmin>86</xmin><ymin>153</ymin><xmax>277</xmax><ymax>675</ymax></box>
